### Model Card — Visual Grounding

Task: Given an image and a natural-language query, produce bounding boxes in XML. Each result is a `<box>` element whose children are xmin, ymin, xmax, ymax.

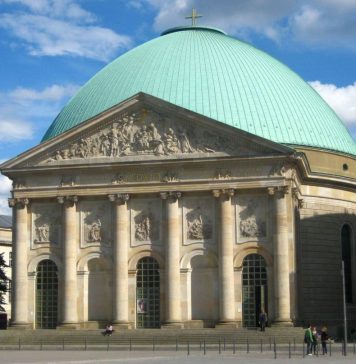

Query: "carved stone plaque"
<box><xmin>183</xmin><ymin>197</ymin><xmax>214</xmax><ymax>245</ymax></box>
<box><xmin>236</xmin><ymin>195</ymin><xmax>267</xmax><ymax>242</ymax></box>
<box><xmin>31</xmin><ymin>203</ymin><xmax>61</xmax><ymax>246</ymax></box>
<box><xmin>80</xmin><ymin>201</ymin><xmax>111</xmax><ymax>247</ymax></box>
<box><xmin>41</xmin><ymin>108</ymin><xmax>244</xmax><ymax>164</ymax></box>
<box><xmin>130</xmin><ymin>199</ymin><xmax>161</xmax><ymax>246</ymax></box>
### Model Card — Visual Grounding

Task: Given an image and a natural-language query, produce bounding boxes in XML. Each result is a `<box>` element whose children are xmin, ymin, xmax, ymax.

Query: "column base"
<box><xmin>9</xmin><ymin>322</ymin><xmax>31</xmax><ymax>330</ymax></box>
<box><xmin>57</xmin><ymin>323</ymin><xmax>80</xmax><ymax>330</ymax></box>
<box><xmin>273</xmin><ymin>320</ymin><xmax>294</xmax><ymax>327</ymax></box>
<box><xmin>215</xmin><ymin>321</ymin><xmax>239</xmax><ymax>329</ymax></box>
<box><xmin>161</xmin><ymin>322</ymin><xmax>184</xmax><ymax>329</ymax></box>
<box><xmin>113</xmin><ymin>322</ymin><xmax>132</xmax><ymax>330</ymax></box>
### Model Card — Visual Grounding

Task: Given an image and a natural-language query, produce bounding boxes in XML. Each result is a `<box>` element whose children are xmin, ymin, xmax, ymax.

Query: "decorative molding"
<box><xmin>162</xmin><ymin>172</ymin><xmax>179</xmax><ymax>183</ymax></box>
<box><xmin>60</xmin><ymin>175</ymin><xmax>76</xmax><ymax>187</ymax></box>
<box><xmin>214</xmin><ymin>169</ymin><xmax>232</xmax><ymax>180</ymax></box>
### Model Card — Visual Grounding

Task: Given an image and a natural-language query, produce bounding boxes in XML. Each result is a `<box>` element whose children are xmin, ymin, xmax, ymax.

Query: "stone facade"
<box><xmin>1</xmin><ymin>94</ymin><xmax>355</xmax><ymax>330</ymax></box>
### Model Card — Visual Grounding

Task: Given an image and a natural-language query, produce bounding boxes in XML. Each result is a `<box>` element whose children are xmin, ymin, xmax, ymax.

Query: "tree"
<box><xmin>0</xmin><ymin>253</ymin><xmax>10</xmax><ymax>312</ymax></box>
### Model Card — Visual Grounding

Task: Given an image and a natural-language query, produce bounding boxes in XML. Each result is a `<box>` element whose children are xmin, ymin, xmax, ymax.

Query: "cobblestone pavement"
<box><xmin>0</xmin><ymin>351</ymin><xmax>356</xmax><ymax>364</ymax></box>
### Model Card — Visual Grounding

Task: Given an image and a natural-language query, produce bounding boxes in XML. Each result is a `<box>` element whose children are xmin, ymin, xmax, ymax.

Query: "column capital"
<box><xmin>267</xmin><ymin>186</ymin><xmax>289</xmax><ymax>197</ymax></box>
<box><xmin>160</xmin><ymin>191</ymin><xmax>181</xmax><ymax>202</ymax></box>
<box><xmin>57</xmin><ymin>195</ymin><xmax>78</xmax><ymax>206</ymax></box>
<box><xmin>8</xmin><ymin>197</ymin><xmax>29</xmax><ymax>208</ymax></box>
<box><xmin>212</xmin><ymin>189</ymin><xmax>234</xmax><ymax>199</ymax></box>
<box><xmin>108</xmin><ymin>193</ymin><xmax>130</xmax><ymax>204</ymax></box>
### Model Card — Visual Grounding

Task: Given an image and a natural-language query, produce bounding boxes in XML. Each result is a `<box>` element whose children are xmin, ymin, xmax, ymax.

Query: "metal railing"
<box><xmin>0</xmin><ymin>336</ymin><xmax>355</xmax><ymax>358</ymax></box>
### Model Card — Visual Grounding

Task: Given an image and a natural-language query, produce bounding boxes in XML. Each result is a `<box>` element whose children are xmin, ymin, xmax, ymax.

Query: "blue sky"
<box><xmin>0</xmin><ymin>0</ymin><xmax>356</xmax><ymax>214</ymax></box>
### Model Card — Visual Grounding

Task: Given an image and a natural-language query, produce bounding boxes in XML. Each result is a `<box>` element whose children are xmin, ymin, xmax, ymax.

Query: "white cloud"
<box><xmin>10</xmin><ymin>84</ymin><xmax>79</xmax><ymax>102</ymax></box>
<box><xmin>0</xmin><ymin>119</ymin><xmax>34</xmax><ymax>141</ymax></box>
<box><xmin>1</xmin><ymin>0</ymin><xmax>96</xmax><ymax>22</ymax></box>
<box><xmin>309</xmin><ymin>81</ymin><xmax>356</xmax><ymax>127</ymax></box>
<box><xmin>135</xmin><ymin>0</ymin><xmax>356</xmax><ymax>51</ymax></box>
<box><xmin>0</xmin><ymin>1</ymin><xmax>131</xmax><ymax>61</ymax></box>
<box><xmin>0</xmin><ymin>83</ymin><xmax>79</xmax><ymax>143</ymax></box>
<box><xmin>0</xmin><ymin>174</ymin><xmax>12</xmax><ymax>216</ymax></box>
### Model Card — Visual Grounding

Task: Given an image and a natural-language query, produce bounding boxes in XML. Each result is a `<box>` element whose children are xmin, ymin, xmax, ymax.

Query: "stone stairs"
<box><xmin>0</xmin><ymin>327</ymin><xmax>305</xmax><ymax>350</ymax></box>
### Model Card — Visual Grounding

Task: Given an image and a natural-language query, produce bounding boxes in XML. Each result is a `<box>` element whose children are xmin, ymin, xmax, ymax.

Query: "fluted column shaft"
<box><xmin>111</xmin><ymin>194</ymin><xmax>130</xmax><ymax>327</ymax></box>
<box><xmin>217</xmin><ymin>190</ymin><xmax>235</xmax><ymax>322</ymax></box>
<box><xmin>162</xmin><ymin>192</ymin><xmax>182</xmax><ymax>325</ymax></box>
<box><xmin>271</xmin><ymin>187</ymin><xmax>292</xmax><ymax>324</ymax></box>
<box><xmin>60</xmin><ymin>196</ymin><xmax>78</xmax><ymax>326</ymax></box>
<box><xmin>10</xmin><ymin>198</ymin><xmax>29</xmax><ymax>327</ymax></box>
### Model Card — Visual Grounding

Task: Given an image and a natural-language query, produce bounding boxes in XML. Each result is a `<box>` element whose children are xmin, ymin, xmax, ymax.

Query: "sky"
<box><xmin>0</xmin><ymin>0</ymin><xmax>355</xmax><ymax>215</ymax></box>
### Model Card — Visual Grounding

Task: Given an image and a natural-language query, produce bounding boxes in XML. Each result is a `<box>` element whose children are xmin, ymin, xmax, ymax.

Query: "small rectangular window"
<box><xmin>9</xmin><ymin>252</ymin><xmax>12</xmax><ymax>268</ymax></box>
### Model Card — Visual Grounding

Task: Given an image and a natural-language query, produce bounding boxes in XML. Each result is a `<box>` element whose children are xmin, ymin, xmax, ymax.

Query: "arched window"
<box><xmin>242</xmin><ymin>254</ymin><xmax>268</xmax><ymax>327</ymax></box>
<box><xmin>36</xmin><ymin>260</ymin><xmax>58</xmax><ymax>329</ymax></box>
<box><xmin>136</xmin><ymin>257</ymin><xmax>160</xmax><ymax>328</ymax></box>
<box><xmin>341</xmin><ymin>225</ymin><xmax>353</xmax><ymax>303</ymax></box>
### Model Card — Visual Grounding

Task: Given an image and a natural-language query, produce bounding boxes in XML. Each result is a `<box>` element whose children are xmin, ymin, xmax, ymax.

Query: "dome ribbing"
<box><xmin>42</xmin><ymin>26</ymin><xmax>356</xmax><ymax>156</ymax></box>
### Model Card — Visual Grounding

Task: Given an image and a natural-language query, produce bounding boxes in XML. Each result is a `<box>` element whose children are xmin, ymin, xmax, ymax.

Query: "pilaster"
<box><xmin>161</xmin><ymin>191</ymin><xmax>183</xmax><ymax>328</ymax></box>
<box><xmin>8</xmin><ymin>198</ymin><xmax>30</xmax><ymax>329</ymax></box>
<box><xmin>109</xmin><ymin>193</ymin><xmax>132</xmax><ymax>329</ymax></box>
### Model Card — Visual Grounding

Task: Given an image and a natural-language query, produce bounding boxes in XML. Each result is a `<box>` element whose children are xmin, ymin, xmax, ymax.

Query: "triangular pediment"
<box><xmin>1</xmin><ymin>93</ymin><xmax>293</xmax><ymax>170</ymax></box>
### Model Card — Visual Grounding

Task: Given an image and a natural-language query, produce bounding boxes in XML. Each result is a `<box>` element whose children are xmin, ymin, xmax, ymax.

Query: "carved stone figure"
<box><xmin>88</xmin><ymin>219</ymin><xmax>102</xmax><ymax>242</ymax></box>
<box><xmin>239</xmin><ymin>197</ymin><xmax>266</xmax><ymax>238</ymax></box>
<box><xmin>186</xmin><ymin>203</ymin><xmax>213</xmax><ymax>241</ymax></box>
<box><xmin>135</xmin><ymin>213</ymin><xmax>154</xmax><ymax>241</ymax></box>
<box><xmin>35</xmin><ymin>224</ymin><xmax>50</xmax><ymax>242</ymax></box>
<box><xmin>179</xmin><ymin>129</ymin><xmax>194</xmax><ymax>153</ymax></box>
<box><xmin>32</xmin><ymin>204</ymin><xmax>61</xmax><ymax>244</ymax></box>
<box><xmin>240</xmin><ymin>217</ymin><xmax>265</xmax><ymax>237</ymax></box>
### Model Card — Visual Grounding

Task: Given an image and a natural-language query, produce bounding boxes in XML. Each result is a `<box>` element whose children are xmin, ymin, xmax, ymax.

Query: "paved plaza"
<box><xmin>0</xmin><ymin>350</ymin><xmax>356</xmax><ymax>364</ymax></box>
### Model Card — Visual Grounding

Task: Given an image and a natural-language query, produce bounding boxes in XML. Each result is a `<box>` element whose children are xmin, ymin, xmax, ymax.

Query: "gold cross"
<box><xmin>185</xmin><ymin>8</ymin><xmax>202</xmax><ymax>26</ymax></box>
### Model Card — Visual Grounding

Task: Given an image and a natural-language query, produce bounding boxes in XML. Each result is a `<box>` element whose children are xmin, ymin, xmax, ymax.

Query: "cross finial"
<box><xmin>185</xmin><ymin>8</ymin><xmax>202</xmax><ymax>26</ymax></box>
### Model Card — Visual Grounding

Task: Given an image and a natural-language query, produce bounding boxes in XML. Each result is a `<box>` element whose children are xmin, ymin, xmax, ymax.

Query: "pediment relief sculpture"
<box><xmin>41</xmin><ymin>109</ymin><xmax>244</xmax><ymax>164</ymax></box>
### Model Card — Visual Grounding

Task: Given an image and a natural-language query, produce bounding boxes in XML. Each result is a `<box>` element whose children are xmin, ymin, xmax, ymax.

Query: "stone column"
<box><xmin>58</xmin><ymin>196</ymin><xmax>78</xmax><ymax>328</ymax></box>
<box><xmin>161</xmin><ymin>192</ymin><xmax>183</xmax><ymax>327</ymax></box>
<box><xmin>269</xmin><ymin>186</ymin><xmax>292</xmax><ymax>325</ymax></box>
<box><xmin>213</xmin><ymin>189</ymin><xmax>236</xmax><ymax>326</ymax></box>
<box><xmin>109</xmin><ymin>193</ymin><xmax>131</xmax><ymax>329</ymax></box>
<box><xmin>9</xmin><ymin>198</ymin><xmax>30</xmax><ymax>328</ymax></box>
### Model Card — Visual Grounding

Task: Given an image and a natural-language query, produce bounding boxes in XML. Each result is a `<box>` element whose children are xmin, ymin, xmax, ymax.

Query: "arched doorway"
<box><xmin>136</xmin><ymin>257</ymin><xmax>160</xmax><ymax>328</ymax></box>
<box><xmin>36</xmin><ymin>260</ymin><xmax>58</xmax><ymax>329</ymax></box>
<box><xmin>242</xmin><ymin>254</ymin><xmax>268</xmax><ymax>327</ymax></box>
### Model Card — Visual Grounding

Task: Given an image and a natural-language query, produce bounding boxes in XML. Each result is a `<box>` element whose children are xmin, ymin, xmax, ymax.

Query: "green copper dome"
<box><xmin>42</xmin><ymin>26</ymin><xmax>356</xmax><ymax>156</ymax></box>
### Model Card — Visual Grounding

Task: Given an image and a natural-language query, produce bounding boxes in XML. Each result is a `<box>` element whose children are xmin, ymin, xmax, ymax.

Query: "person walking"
<box><xmin>321</xmin><ymin>327</ymin><xmax>329</xmax><ymax>355</ymax></box>
<box><xmin>258</xmin><ymin>309</ymin><xmax>268</xmax><ymax>332</ymax></box>
<box><xmin>304</xmin><ymin>324</ymin><xmax>314</xmax><ymax>355</ymax></box>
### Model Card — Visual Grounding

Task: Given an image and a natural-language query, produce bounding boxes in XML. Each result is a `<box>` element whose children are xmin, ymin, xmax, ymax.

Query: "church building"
<box><xmin>1</xmin><ymin>24</ymin><xmax>355</xmax><ymax>330</ymax></box>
